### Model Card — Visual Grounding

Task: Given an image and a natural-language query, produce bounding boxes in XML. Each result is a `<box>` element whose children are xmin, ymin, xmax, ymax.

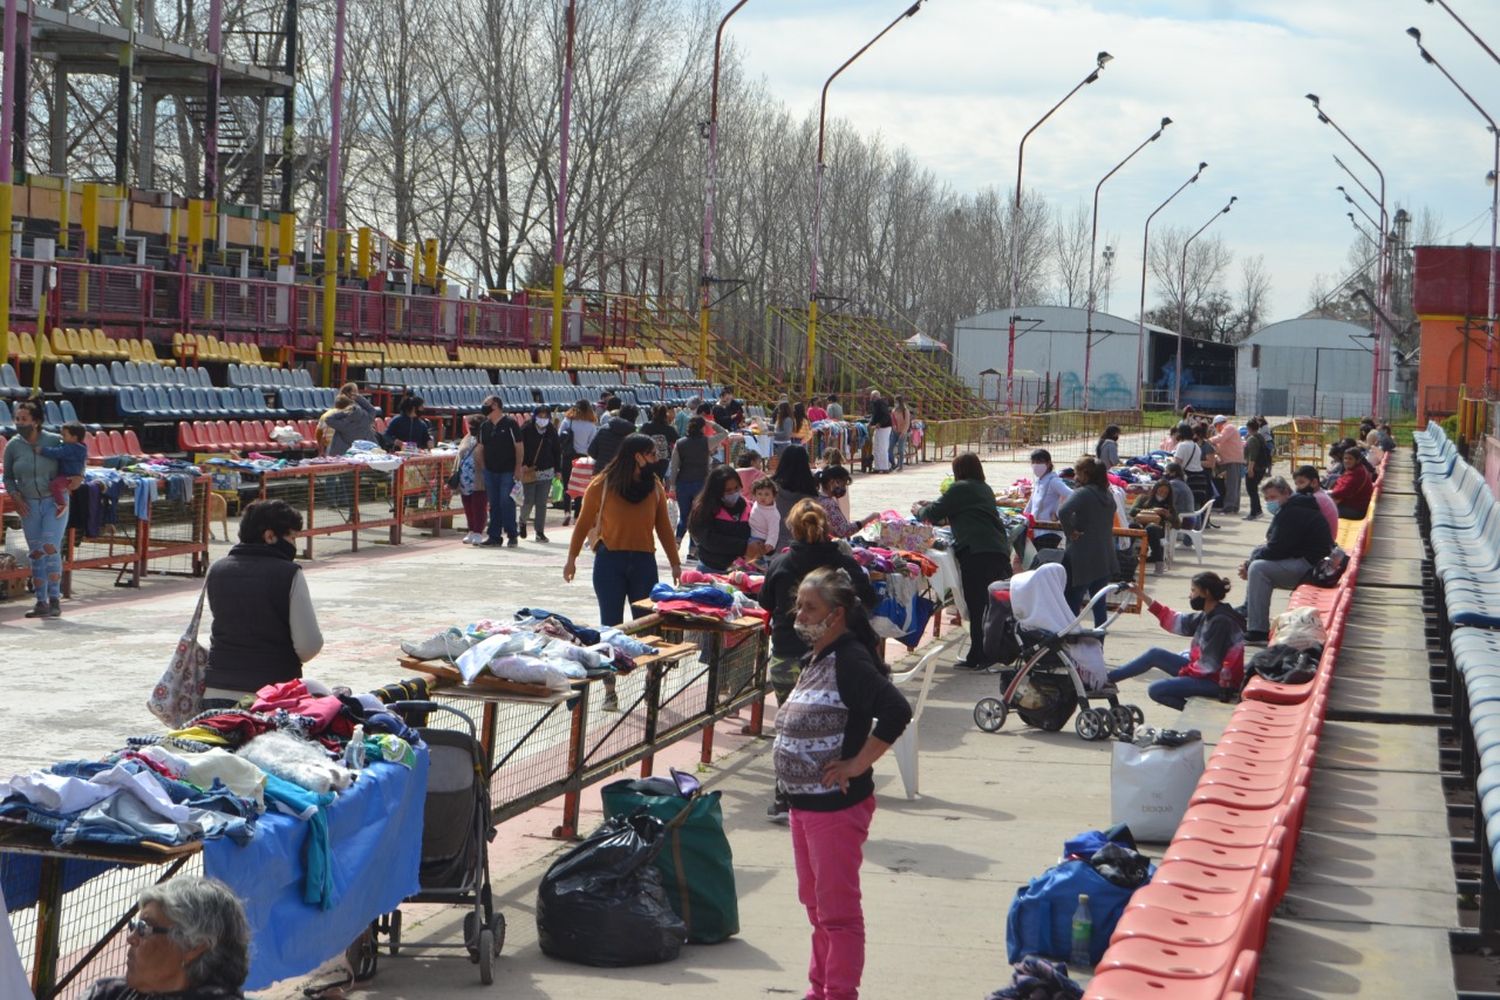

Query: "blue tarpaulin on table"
<box><xmin>204</xmin><ymin>748</ymin><xmax>428</xmax><ymax>991</ymax></box>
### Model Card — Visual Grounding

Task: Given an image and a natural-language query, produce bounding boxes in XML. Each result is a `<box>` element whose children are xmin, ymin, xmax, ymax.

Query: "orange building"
<box><xmin>1413</xmin><ymin>245</ymin><xmax>1498</xmax><ymax>422</ymax></box>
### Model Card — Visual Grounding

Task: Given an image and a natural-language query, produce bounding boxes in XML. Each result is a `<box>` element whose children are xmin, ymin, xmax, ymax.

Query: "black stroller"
<box><xmin>375</xmin><ymin>701</ymin><xmax>506</xmax><ymax>985</ymax></box>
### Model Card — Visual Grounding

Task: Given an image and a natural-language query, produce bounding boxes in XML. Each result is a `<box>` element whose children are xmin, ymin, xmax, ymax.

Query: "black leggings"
<box><xmin>958</xmin><ymin>548</ymin><xmax>1011</xmax><ymax>665</ymax></box>
<box><xmin>1246</xmin><ymin>468</ymin><xmax>1265</xmax><ymax>517</ymax></box>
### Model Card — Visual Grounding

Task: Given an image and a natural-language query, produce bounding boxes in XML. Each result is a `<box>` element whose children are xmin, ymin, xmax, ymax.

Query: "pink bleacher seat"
<box><xmin>122</xmin><ymin>428</ymin><xmax>145</xmax><ymax>455</ymax></box>
<box><xmin>87</xmin><ymin>433</ymin><xmax>105</xmax><ymax>460</ymax></box>
<box><xmin>106</xmin><ymin>430</ymin><xmax>127</xmax><ymax>456</ymax></box>
<box><xmin>1111</xmin><ymin>877</ymin><xmax>1273</xmax><ymax>950</ymax></box>
<box><xmin>178</xmin><ymin>423</ymin><xmax>201</xmax><ymax>451</ymax></box>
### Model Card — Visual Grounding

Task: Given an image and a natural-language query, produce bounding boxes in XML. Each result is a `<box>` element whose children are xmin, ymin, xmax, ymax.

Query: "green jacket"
<box><xmin>917</xmin><ymin>478</ymin><xmax>1010</xmax><ymax>556</ymax></box>
<box><xmin>3</xmin><ymin>429</ymin><xmax>62</xmax><ymax>500</ymax></box>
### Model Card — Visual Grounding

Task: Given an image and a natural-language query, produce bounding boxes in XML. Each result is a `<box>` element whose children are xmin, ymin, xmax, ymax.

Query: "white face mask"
<box><xmin>535</xmin><ymin>418</ymin><xmax>549</xmax><ymax>427</ymax></box>
<box><xmin>794</xmin><ymin>615</ymin><xmax>833</xmax><ymax>644</ymax></box>
<box><xmin>1032</xmin><ymin>463</ymin><xmax>1049</xmax><ymax>478</ymax></box>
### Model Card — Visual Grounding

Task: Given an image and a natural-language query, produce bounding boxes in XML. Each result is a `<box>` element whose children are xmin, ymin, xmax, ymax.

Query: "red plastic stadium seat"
<box><xmin>107</xmin><ymin>430</ymin><xmax>127</xmax><ymax>456</ymax></box>
<box><xmin>87</xmin><ymin>432</ymin><xmax>105</xmax><ymax>459</ymax></box>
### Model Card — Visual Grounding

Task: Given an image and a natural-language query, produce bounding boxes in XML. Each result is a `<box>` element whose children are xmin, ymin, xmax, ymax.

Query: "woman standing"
<box><xmin>867</xmin><ymin>390</ymin><xmax>893</xmax><ymax>473</ymax></box>
<box><xmin>202</xmin><ymin>499</ymin><xmax>323</xmax><ymax>706</ymax></box>
<box><xmin>1058</xmin><ymin>455</ymin><xmax>1117</xmax><ymax>628</ymax></box>
<box><xmin>519</xmin><ymin>404</ymin><xmax>560</xmax><ymax>542</ymax></box>
<box><xmin>771</xmin><ymin>444</ymin><xmax>820</xmax><ymax>543</ymax></box>
<box><xmin>688</xmin><ymin>465</ymin><xmax>765</xmax><ymax>572</ymax></box>
<box><xmin>456</xmin><ymin>414</ymin><xmax>487</xmax><ymax>545</ymax></box>
<box><xmin>792</xmin><ymin>401</ymin><xmax>814</xmax><ymax>447</ymax></box>
<box><xmin>2</xmin><ymin>399</ymin><xmax>66</xmax><ymax>618</ymax></box>
<box><xmin>640</xmin><ymin>403</ymin><xmax>679</xmax><ymax>482</ymax></box>
<box><xmin>667</xmin><ymin>416</ymin><xmax>713</xmax><ymax>543</ymax></box>
<box><xmin>1172</xmin><ymin>422</ymin><xmax>1210</xmax><ymax>510</ymax></box>
<box><xmin>1025</xmin><ymin>449</ymin><xmax>1071</xmax><ymax>553</ymax></box>
<box><xmin>913</xmin><ymin>452</ymin><xmax>1012</xmax><ymax>669</ymax></box>
<box><xmin>890</xmin><ymin>396</ymin><xmax>911</xmax><ymax>471</ymax></box>
<box><xmin>565</xmin><ymin>434</ymin><xmax>683</xmax><ymax>627</ymax></box>
<box><xmin>384</xmin><ymin>396</ymin><xmax>431</xmax><ymax>449</ymax></box>
<box><xmin>1094</xmin><ymin>424</ymin><xmax>1121</xmax><ymax>471</ymax></box>
<box><xmin>774</xmin><ymin>566</ymin><xmax>912</xmax><ymax>1000</ymax></box>
<box><xmin>771</xmin><ymin>401</ymin><xmax>795</xmax><ymax>458</ymax></box>
<box><xmin>559</xmin><ymin>399</ymin><xmax>599</xmax><ymax>527</ymax></box>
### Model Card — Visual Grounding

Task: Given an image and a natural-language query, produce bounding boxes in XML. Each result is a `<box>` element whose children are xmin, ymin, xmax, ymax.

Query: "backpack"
<box><xmin>1310</xmin><ymin>545</ymin><xmax>1348</xmax><ymax>588</ymax></box>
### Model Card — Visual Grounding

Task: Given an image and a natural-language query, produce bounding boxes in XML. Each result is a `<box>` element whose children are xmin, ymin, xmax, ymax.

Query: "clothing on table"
<box><xmin>760</xmin><ymin>542</ymin><xmax>877</xmax><ymax>660</ymax></box>
<box><xmin>204</xmin><ymin>542</ymin><xmax>323</xmax><ymax>694</ymax></box>
<box><xmin>914</xmin><ymin>479</ymin><xmax>1009</xmax><ymax>557</ymax></box>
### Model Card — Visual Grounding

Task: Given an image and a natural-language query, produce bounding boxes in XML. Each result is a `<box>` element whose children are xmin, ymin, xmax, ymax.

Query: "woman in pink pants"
<box><xmin>774</xmin><ymin>566</ymin><xmax>912</xmax><ymax>1000</ymax></box>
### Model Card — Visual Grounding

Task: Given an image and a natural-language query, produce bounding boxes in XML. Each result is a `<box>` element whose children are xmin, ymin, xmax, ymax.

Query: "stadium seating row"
<box><xmin>116</xmin><ymin>385</ymin><xmax>279</xmax><ymax>421</ymax></box>
<box><xmin>456</xmin><ymin>346</ymin><xmax>540</xmax><ymax>369</ymax></box>
<box><xmin>172</xmin><ymin>333</ymin><xmax>269</xmax><ymax>366</ymax></box>
<box><xmin>56</xmin><ymin>362</ymin><xmax>215</xmax><ymax>397</ymax></box>
<box><xmin>273</xmin><ymin>387</ymin><xmax>339</xmax><ymax>416</ymax></box>
<box><xmin>350</xmin><ymin>340</ymin><xmax>458</xmax><ymax>368</ymax></box>
<box><xmin>226</xmin><ymin>363</ymin><xmax>315</xmax><ymax>390</ymax></box>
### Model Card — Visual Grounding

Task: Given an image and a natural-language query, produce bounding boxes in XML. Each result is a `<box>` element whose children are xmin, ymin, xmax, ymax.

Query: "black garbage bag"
<box><xmin>1089</xmin><ymin>841</ymin><xmax>1152</xmax><ymax>889</ymax></box>
<box><xmin>536</xmin><ymin>811</ymin><xmax>688</xmax><ymax>966</ymax></box>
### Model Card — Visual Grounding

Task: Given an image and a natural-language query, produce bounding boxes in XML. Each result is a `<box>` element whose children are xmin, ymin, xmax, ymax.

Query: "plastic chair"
<box><xmin>1176</xmin><ymin>498</ymin><xmax>1217</xmax><ymax>564</ymax></box>
<box><xmin>887</xmin><ymin>640</ymin><xmax>950</xmax><ymax>799</ymax></box>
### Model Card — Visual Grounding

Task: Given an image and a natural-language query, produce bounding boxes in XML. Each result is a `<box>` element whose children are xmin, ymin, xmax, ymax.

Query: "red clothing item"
<box><xmin>1329</xmin><ymin>463</ymin><xmax>1373</xmax><ymax>516</ymax></box>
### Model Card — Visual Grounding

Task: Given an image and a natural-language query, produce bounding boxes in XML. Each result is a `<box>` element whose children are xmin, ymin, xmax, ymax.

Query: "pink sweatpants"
<box><xmin>789</xmin><ymin>796</ymin><xmax>876</xmax><ymax>1000</ymax></box>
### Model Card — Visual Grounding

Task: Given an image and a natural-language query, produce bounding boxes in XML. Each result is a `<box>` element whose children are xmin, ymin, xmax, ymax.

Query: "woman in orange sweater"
<box><xmin>565</xmin><ymin>434</ymin><xmax>683</xmax><ymax>627</ymax></box>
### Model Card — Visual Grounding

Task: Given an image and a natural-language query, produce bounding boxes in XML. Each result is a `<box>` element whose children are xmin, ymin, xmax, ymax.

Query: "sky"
<box><xmin>723</xmin><ymin>0</ymin><xmax>1500</xmax><ymax>325</ymax></box>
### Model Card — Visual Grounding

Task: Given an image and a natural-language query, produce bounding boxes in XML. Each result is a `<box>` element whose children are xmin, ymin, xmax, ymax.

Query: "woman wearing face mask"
<box><xmin>774</xmin><ymin>565</ymin><xmax>912</xmax><ymax>1000</ymax></box>
<box><xmin>1105</xmin><ymin>573</ymin><xmax>1246</xmax><ymax>710</ymax></box>
<box><xmin>565</xmin><ymin>434</ymin><xmax>683</xmax><ymax>628</ymax></box>
<box><xmin>1024</xmin><ymin>449</ymin><xmax>1071</xmax><ymax>553</ymax></box>
<box><xmin>687</xmin><ymin>465</ymin><xmax>766</xmax><ymax>573</ymax></box>
<box><xmin>1058</xmin><ymin>455</ymin><xmax>1117</xmax><ymax>628</ymax></box>
<box><xmin>2</xmin><ymin>398</ymin><xmax>68</xmax><ymax>618</ymax></box>
<box><xmin>815</xmin><ymin>466</ymin><xmax>877</xmax><ymax>539</ymax></box>
<box><xmin>202</xmin><ymin>499</ymin><xmax>324</xmax><ymax>707</ymax></box>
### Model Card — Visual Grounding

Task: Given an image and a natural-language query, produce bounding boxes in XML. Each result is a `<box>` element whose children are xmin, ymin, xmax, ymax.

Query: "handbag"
<box><xmin>1310</xmin><ymin>545</ymin><xmax>1348</xmax><ymax>588</ymax></box>
<box><xmin>147</xmin><ymin>584</ymin><xmax>209</xmax><ymax>727</ymax></box>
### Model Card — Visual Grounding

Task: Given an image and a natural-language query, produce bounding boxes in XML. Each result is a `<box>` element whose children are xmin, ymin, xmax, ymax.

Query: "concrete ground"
<box><xmin>5</xmin><ymin>428</ymin><xmax>1442</xmax><ymax>999</ymax></box>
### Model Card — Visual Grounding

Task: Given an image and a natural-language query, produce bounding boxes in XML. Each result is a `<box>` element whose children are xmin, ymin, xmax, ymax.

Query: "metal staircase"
<box><xmin>634</xmin><ymin>295</ymin><xmax>786</xmax><ymax>403</ymax></box>
<box><xmin>180</xmin><ymin>96</ymin><xmax>285</xmax><ymax>212</ymax></box>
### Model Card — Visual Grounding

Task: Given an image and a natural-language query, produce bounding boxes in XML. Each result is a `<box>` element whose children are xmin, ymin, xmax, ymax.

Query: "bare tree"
<box><xmin>1050</xmin><ymin>202</ymin><xmax>1091</xmax><ymax>307</ymax></box>
<box><xmin>1148</xmin><ymin>226</ymin><xmax>1232</xmax><ymax>331</ymax></box>
<box><xmin>1234</xmin><ymin>254</ymin><xmax>1271</xmax><ymax>341</ymax></box>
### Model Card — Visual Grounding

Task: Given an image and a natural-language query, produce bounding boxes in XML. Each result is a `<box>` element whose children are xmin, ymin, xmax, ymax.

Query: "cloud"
<box><xmin>725</xmin><ymin>0</ymin><xmax>1500</xmax><ymax>322</ymax></box>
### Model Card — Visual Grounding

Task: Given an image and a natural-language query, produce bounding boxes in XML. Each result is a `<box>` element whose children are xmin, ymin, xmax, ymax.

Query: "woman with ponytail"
<box><xmin>1106</xmin><ymin>571</ymin><xmax>1246</xmax><ymax>710</ymax></box>
<box><xmin>773</xmin><ymin>565</ymin><xmax>911</xmax><ymax>1000</ymax></box>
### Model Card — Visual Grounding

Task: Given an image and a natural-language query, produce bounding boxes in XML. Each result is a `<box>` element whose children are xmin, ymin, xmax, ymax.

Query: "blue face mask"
<box><xmin>722</xmin><ymin>491</ymin><xmax>741</xmax><ymax>507</ymax></box>
<box><xmin>1265</xmin><ymin>499</ymin><xmax>1282</xmax><ymax>515</ymax></box>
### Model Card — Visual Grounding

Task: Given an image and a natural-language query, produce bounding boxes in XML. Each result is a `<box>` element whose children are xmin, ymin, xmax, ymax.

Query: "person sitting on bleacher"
<box><xmin>1237</xmin><ymin>475</ymin><xmax>1333</xmax><ymax>645</ymax></box>
<box><xmin>1329</xmin><ymin>446</ymin><xmax>1375</xmax><ymax>520</ymax></box>
<box><xmin>1292</xmin><ymin>464</ymin><xmax>1339</xmax><ymax>539</ymax></box>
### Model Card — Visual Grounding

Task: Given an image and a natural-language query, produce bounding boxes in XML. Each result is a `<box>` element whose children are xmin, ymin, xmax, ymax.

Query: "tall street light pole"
<box><xmin>1339</xmin><ymin>185</ymin><xmax>1382</xmax><ymax>234</ymax></box>
<box><xmin>807</xmin><ymin>0</ymin><xmax>923</xmax><ymax>402</ymax></box>
<box><xmin>1306</xmin><ymin>94</ymin><xmax>1389</xmax><ymax>417</ymax></box>
<box><xmin>1083</xmin><ymin>116</ymin><xmax>1171</xmax><ymax>409</ymax></box>
<box><xmin>1137</xmin><ymin>161</ymin><xmax>1206</xmax><ymax>412</ymax></box>
<box><xmin>0</xmin><ymin>0</ymin><xmax>18</xmax><ymax>367</ymax></box>
<box><xmin>550</xmin><ymin>0</ymin><xmax>577</xmax><ymax>372</ymax></box>
<box><xmin>319</xmin><ymin>0</ymin><xmax>347</xmax><ymax>386</ymax></box>
<box><xmin>1409</xmin><ymin>26</ymin><xmax>1498</xmax><ymax>397</ymax></box>
<box><xmin>1175</xmin><ymin>196</ymin><xmax>1236</xmax><ymax>412</ymax></box>
<box><xmin>1005</xmin><ymin>51</ymin><xmax>1111</xmax><ymax>415</ymax></box>
<box><xmin>698</xmin><ymin>0</ymin><xmax>752</xmax><ymax>379</ymax></box>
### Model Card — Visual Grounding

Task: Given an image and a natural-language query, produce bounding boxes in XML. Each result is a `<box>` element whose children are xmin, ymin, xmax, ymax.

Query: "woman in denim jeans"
<box><xmin>565</xmin><ymin>434</ymin><xmax>683</xmax><ymax>627</ymax></box>
<box><xmin>2</xmin><ymin>399</ymin><xmax>67</xmax><ymax>618</ymax></box>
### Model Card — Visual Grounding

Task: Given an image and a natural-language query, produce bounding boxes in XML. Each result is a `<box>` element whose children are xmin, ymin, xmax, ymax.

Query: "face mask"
<box><xmin>1265</xmin><ymin>499</ymin><xmax>1282</xmax><ymax>515</ymax></box>
<box><xmin>272</xmin><ymin>537</ymin><xmax>297</xmax><ymax>560</ymax></box>
<box><xmin>535</xmin><ymin>417</ymin><xmax>549</xmax><ymax>427</ymax></box>
<box><xmin>1031</xmin><ymin>463</ymin><xmax>1049</xmax><ymax>478</ymax></box>
<box><xmin>793</xmin><ymin>614</ymin><xmax>833</xmax><ymax>644</ymax></box>
<box><xmin>481</xmin><ymin>404</ymin><xmax>494</xmax><ymax>415</ymax></box>
<box><xmin>831</xmin><ymin>486</ymin><xmax>847</xmax><ymax>498</ymax></box>
<box><xmin>722</xmin><ymin>491</ymin><xmax>741</xmax><ymax>507</ymax></box>
<box><xmin>19</xmin><ymin>423</ymin><xmax>37</xmax><ymax>439</ymax></box>
<box><xmin>1189</xmin><ymin>595</ymin><xmax>1207</xmax><ymax>611</ymax></box>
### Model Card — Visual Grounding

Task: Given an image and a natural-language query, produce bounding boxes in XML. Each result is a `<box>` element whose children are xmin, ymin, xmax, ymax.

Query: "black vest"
<box><xmin>204</xmin><ymin>543</ymin><xmax>303</xmax><ymax>693</ymax></box>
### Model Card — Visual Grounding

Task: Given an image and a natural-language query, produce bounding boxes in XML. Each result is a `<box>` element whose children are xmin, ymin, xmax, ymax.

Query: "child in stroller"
<box><xmin>972</xmin><ymin>563</ymin><xmax>1144</xmax><ymax>741</ymax></box>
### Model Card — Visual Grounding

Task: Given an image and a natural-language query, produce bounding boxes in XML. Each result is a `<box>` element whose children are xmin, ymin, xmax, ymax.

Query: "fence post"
<box><xmin>554</xmin><ymin>688</ymin><xmax>589</xmax><ymax>840</ymax></box>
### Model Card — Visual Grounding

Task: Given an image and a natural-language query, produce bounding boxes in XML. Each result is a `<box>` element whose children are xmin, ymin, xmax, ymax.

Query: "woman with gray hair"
<box><xmin>86</xmin><ymin>877</ymin><xmax>250</xmax><ymax>999</ymax></box>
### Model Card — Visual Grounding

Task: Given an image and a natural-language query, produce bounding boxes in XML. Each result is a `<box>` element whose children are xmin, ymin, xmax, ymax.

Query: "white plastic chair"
<box><xmin>886</xmin><ymin>640</ymin><xmax>952</xmax><ymax>799</ymax></box>
<box><xmin>1176</xmin><ymin>498</ymin><xmax>1216</xmax><ymax>565</ymax></box>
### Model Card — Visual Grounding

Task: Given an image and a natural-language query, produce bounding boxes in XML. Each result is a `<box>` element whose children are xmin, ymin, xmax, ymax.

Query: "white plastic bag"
<box><xmin>1110</xmin><ymin>739</ymin><xmax>1205</xmax><ymax>841</ymax></box>
<box><xmin>1271</xmin><ymin>606</ymin><xmax>1326</xmax><ymax>651</ymax></box>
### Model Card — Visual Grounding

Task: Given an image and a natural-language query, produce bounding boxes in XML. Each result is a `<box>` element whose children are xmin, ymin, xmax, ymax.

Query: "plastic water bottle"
<box><xmin>1070</xmin><ymin>893</ymin><xmax>1093</xmax><ymax>968</ymax></box>
<box><xmin>345</xmin><ymin>724</ymin><xmax>367</xmax><ymax>770</ymax></box>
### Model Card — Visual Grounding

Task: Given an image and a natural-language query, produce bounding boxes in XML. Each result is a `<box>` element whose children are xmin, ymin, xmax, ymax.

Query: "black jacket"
<box><xmin>1256</xmin><ymin>492</ymin><xmax>1333</xmax><ymax>564</ymax></box>
<box><xmin>690</xmin><ymin>497</ymin><xmax>753</xmax><ymax>572</ymax></box>
<box><xmin>760</xmin><ymin>540</ymin><xmax>878</xmax><ymax>658</ymax></box>
<box><xmin>589</xmin><ymin>416</ymin><xmax>635</xmax><ymax>468</ymax></box>
<box><xmin>522</xmin><ymin>422</ymin><xmax>560</xmax><ymax>472</ymax></box>
<box><xmin>868</xmin><ymin>397</ymin><xmax>892</xmax><ymax>429</ymax></box>
<box><xmin>204</xmin><ymin>543</ymin><xmax>303</xmax><ymax>693</ymax></box>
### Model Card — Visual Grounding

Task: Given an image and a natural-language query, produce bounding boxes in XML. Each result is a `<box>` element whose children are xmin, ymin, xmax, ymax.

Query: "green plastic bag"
<box><xmin>600</xmin><ymin>774</ymin><xmax>739</xmax><ymax>943</ymax></box>
<box><xmin>550</xmin><ymin>475</ymin><xmax>565</xmax><ymax>504</ymax></box>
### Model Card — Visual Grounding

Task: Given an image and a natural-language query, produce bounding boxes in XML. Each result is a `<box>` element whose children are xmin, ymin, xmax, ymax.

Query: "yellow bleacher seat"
<box><xmin>51</xmin><ymin>328</ymin><xmax>72</xmax><ymax>356</ymax></box>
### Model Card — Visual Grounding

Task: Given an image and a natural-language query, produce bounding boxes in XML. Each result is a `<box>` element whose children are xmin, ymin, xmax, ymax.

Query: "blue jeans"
<box><xmin>483</xmin><ymin>470</ymin><xmax>517</xmax><ymax>541</ymax></box>
<box><xmin>593</xmin><ymin>544</ymin><xmax>660</xmax><ymax>627</ymax></box>
<box><xmin>675</xmin><ymin>480</ymin><xmax>703</xmax><ymax>541</ymax></box>
<box><xmin>1108</xmin><ymin>647</ymin><xmax>1222</xmax><ymax>710</ymax></box>
<box><xmin>20</xmin><ymin>497</ymin><xmax>68</xmax><ymax>601</ymax></box>
<box><xmin>1068</xmin><ymin>577</ymin><xmax>1110</xmax><ymax>628</ymax></box>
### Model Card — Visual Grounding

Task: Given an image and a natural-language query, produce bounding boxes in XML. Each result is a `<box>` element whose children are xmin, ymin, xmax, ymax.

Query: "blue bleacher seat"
<box><xmin>43</xmin><ymin>400</ymin><xmax>62</xmax><ymax>428</ymax></box>
<box><xmin>0</xmin><ymin>400</ymin><xmax>12</xmax><ymax>434</ymax></box>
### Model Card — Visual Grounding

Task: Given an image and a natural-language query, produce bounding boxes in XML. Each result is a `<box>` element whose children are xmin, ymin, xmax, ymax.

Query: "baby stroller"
<box><xmin>972</xmin><ymin>564</ymin><xmax>1144</xmax><ymax>742</ymax></box>
<box><xmin>375</xmin><ymin>701</ymin><xmax>505</xmax><ymax>985</ymax></box>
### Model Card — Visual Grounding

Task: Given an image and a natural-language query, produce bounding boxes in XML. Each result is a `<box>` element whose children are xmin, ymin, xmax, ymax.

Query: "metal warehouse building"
<box><xmin>1234</xmin><ymin>317</ymin><xmax>1378</xmax><ymax>418</ymax></box>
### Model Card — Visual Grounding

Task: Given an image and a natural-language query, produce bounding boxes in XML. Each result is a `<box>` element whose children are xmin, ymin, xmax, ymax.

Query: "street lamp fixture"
<box><xmin>1408</xmin><ymin>24</ymin><xmax>1499</xmax><ymax>396</ymax></box>
<box><xmin>698</xmin><ymin>0</ymin><xmax>753</xmax><ymax>376</ymax></box>
<box><xmin>806</xmin><ymin>0</ymin><xmax>926</xmax><ymax>400</ymax></box>
<box><xmin>1083</xmin><ymin>116</ymin><xmax>1173</xmax><ymax>409</ymax></box>
<box><xmin>1174</xmin><ymin>196</ymin><xmax>1236</xmax><ymax>411</ymax></box>
<box><xmin>1005</xmin><ymin>50</ymin><xmax>1113</xmax><ymax>415</ymax></box>
<box><xmin>1136</xmin><ymin>161</ymin><xmax>1206</xmax><ymax>409</ymax></box>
